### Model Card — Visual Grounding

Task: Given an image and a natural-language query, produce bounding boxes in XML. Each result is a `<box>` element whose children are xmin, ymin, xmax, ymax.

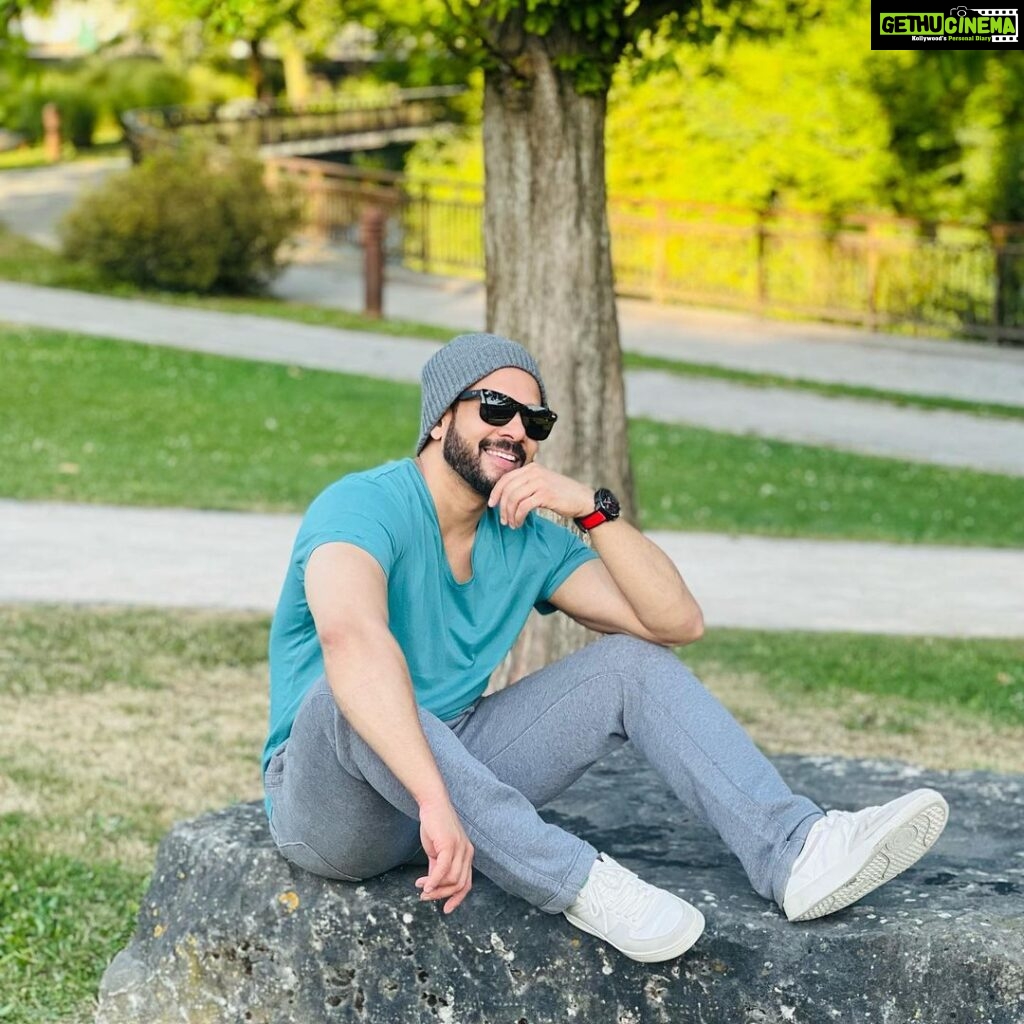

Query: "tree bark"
<box><xmin>248</xmin><ymin>39</ymin><xmax>266</xmax><ymax>100</ymax></box>
<box><xmin>282</xmin><ymin>42</ymin><xmax>311</xmax><ymax>106</ymax></box>
<box><xmin>482</xmin><ymin>27</ymin><xmax>634</xmax><ymax>686</ymax></box>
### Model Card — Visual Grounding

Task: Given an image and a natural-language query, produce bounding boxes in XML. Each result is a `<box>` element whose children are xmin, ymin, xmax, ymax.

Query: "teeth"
<box><xmin>488</xmin><ymin>450</ymin><xmax>517</xmax><ymax>463</ymax></box>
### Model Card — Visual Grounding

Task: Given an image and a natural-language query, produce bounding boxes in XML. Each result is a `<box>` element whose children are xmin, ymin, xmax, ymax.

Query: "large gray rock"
<box><xmin>97</xmin><ymin>751</ymin><xmax>1023</xmax><ymax>1024</ymax></box>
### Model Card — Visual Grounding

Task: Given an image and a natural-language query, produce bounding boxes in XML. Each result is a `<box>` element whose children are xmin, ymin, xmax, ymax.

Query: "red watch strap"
<box><xmin>576</xmin><ymin>508</ymin><xmax>608</xmax><ymax>531</ymax></box>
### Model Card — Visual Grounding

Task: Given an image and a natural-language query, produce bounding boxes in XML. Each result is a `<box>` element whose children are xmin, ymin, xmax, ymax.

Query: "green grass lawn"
<box><xmin>0</xmin><ymin>223</ymin><xmax>1018</xmax><ymax>420</ymax></box>
<box><xmin>0</xmin><ymin>142</ymin><xmax>127</xmax><ymax>172</ymax></box>
<box><xmin>1</xmin><ymin>604</ymin><xmax>1021</xmax><ymax>1023</ymax></box>
<box><xmin>0</xmin><ymin>827</ymin><xmax>146</xmax><ymax>1024</ymax></box>
<box><xmin>684</xmin><ymin>630</ymin><xmax>1024</xmax><ymax>727</ymax></box>
<box><xmin>3</xmin><ymin>324</ymin><xmax>1022</xmax><ymax>547</ymax></box>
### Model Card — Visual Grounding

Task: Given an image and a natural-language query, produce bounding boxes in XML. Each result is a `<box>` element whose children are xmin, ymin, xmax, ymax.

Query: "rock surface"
<box><xmin>97</xmin><ymin>751</ymin><xmax>1024</xmax><ymax>1024</ymax></box>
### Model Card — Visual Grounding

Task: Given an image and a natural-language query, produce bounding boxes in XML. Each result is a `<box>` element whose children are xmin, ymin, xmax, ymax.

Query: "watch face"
<box><xmin>595</xmin><ymin>488</ymin><xmax>620</xmax><ymax>519</ymax></box>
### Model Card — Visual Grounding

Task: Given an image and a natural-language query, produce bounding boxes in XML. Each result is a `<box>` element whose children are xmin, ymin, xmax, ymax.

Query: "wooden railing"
<box><xmin>265</xmin><ymin>158</ymin><xmax>1024</xmax><ymax>344</ymax></box>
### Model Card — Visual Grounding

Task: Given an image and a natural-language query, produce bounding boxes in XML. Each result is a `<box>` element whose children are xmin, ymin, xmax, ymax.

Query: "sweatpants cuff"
<box><xmin>538</xmin><ymin>840</ymin><xmax>599</xmax><ymax>914</ymax></box>
<box><xmin>769</xmin><ymin>808</ymin><xmax>824</xmax><ymax>906</ymax></box>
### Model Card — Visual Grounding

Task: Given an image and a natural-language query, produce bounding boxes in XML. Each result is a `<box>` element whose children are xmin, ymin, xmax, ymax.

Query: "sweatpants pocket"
<box><xmin>274</xmin><ymin>839</ymin><xmax>364</xmax><ymax>883</ymax></box>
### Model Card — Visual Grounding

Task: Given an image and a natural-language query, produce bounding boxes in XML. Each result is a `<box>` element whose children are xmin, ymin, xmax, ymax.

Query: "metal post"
<box><xmin>756</xmin><ymin>209</ymin><xmax>769</xmax><ymax>311</ymax></box>
<box><xmin>42</xmin><ymin>103</ymin><xmax>61</xmax><ymax>163</ymax></box>
<box><xmin>866</xmin><ymin>220</ymin><xmax>881</xmax><ymax>331</ymax></box>
<box><xmin>991</xmin><ymin>224</ymin><xmax>1008</xmax><ymax>345</ymax></box>
<box><xmin>361</xmin><ymin>205</ymin><xmax>386</xmax><ymax>319</ymax></box>
<box><xmin>756</xmin><ymin>193</ymin><xmax>779</xmax><ymax>313</ymax></box>
<box><xmin>653</xmin><ymin>200</ymin><xmax>669</xmax><ymax>302</ymax></box>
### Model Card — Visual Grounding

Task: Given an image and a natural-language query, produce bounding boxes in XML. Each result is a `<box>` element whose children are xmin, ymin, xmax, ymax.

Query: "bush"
<box><xmin>12</xmin><ymin>76</ymin><xmax>101</xmax><ymax>148</ymax></box>
<box><xmin>59</xmin><ymin>146</ymin><xmax>302</xmax><ymax>294</ymax></box>
<box><xmin>92</xmin><ymin>58</ymin><xmax>189</xmax><ymax>122</ymax></box>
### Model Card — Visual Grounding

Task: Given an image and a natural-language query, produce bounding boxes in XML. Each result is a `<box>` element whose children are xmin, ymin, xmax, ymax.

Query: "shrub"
<box><xmin>184</xmin><ymin>65</ymin><xmax>251</xmax><ymax>107</ymax></box>
<box><xmin>59</xmin><ymin>146</ymin><xmax>302</xmax><ymax>294</ymax></box>
<box><xmin>12</xmin><ymin>76</ymin><xmax>101</xmax><ymax>148</ymax></box>
<box><xmin>93</xmin><ymin>58</ymin><xmax>189</xmax><ymax>122</ymax></box>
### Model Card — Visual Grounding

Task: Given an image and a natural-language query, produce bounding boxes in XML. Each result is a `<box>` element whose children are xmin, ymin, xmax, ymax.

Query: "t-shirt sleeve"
<box><xmin>531</xmin><ymin>515</ymin><xmax>600</xmax><ymax>615</ymax></box>
<box><xmin>292</xmin><ymin>476</ymin><xmax>403</xmax><ymax>582</ymax></box>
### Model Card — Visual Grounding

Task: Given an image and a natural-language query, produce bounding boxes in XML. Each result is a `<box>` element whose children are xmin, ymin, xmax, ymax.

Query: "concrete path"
<box><xmin>0</xmin><ymin>157</ymin><xmax>130</xmax><ymax>248</ymax></box>
<box><xmin>4</xmin><ymin>280</ymin><xmax>1023</xmax><ymax>475</ymax></box>
<box><xmin>4</xmin><ymin>499</ymin><xmax>1021</xmax><ymax>637</ymax></box>
<box><xmin>626</xmin><ymin>373</ymin><xmax>1024</xmax><ymax>476</ymax></box>
<box><xmin>273</xmin><ymin>254</ymin><xmax>1024</xmax><ymax>409</ymax></box>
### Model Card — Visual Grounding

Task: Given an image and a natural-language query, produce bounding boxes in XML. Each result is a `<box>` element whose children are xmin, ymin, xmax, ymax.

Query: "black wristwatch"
<box><xmin>575</xmin><ymin>488</ymin><xmax>621</xmax><ymax>531</ymax></box>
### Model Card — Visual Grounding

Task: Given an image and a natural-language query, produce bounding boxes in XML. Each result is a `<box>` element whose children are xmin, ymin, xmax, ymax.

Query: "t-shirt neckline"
<box><xmin>405</xmin><ymin>457</ymin><xmax>486</xmax><ymax>588</ymax></box>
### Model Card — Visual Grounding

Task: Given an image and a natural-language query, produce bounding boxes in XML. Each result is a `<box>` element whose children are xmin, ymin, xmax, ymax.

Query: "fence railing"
<box><xmin>266</xmin><ymin>157</ymin><xmax>1024</xmax><ymax>343</ymax></box>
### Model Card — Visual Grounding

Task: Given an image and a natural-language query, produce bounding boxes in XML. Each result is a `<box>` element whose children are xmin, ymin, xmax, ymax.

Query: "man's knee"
<box><xmin>594</xmin><ymin>633</ymin><xmax>685</xmax><ymax>674</ymax></box>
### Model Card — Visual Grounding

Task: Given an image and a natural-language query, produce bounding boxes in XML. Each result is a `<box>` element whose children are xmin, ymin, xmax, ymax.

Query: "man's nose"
<box><xmin>497</xmin><ymin>411</ymin><xmax>528</xmax><ymax>440</ymax></box>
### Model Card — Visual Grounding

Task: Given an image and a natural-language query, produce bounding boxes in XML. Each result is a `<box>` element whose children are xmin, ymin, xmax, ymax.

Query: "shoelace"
<box><xmin>803</xmin><ymin>805</ymin><xmax>886</xmax><ymax>860</ymax></box>
<box><xmin>584</xmin><ymin>865</ymin><xmax>657</xmax><ymax>927</ymax></box>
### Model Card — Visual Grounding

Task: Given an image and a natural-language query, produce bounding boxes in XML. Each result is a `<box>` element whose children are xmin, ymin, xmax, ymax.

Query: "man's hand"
<box><xmin>488</xmin><ymin>464</ymin><xmax>594</xmax><ymax>529</ymax></box>
<box><xmin>414</xmin><ymin>799</ymin><xmax>474</xmax><ymax>914</ymax></box>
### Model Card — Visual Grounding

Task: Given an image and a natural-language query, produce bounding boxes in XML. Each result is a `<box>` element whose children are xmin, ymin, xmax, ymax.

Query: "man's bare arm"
<box><xmin>305</xmin><ymin>542</ymin><xmax>474</xmax><ymax>912</ymax></box>
<box><xmin>489</xmin><ymin>464</ymin><xmax>703</xmax><ymax>646</ymax></box>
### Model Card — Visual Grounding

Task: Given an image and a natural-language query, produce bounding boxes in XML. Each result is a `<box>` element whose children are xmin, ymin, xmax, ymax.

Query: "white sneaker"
<box><xmin>783</xmin><ymin>788</ymin><xmax>949</xmax><ymax>922</ymax></box>
<box><xmin>563</xmin><ymin>853</ymin><xmax>705</xmax><ymax>962</ymax></box>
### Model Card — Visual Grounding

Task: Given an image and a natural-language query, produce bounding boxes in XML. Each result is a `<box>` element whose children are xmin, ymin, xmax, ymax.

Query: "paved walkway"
<box><xmin>273</xmin><ymin>252</ymin><xmax>1024</xmax><ymax>408</ymax></box>
<box><xmin>0</xmin><ymin>157</ymin><xmax>130</xmax><ymax>249</ymax></box>
<box><xmin>4</xmin><ymin>499</ymin><xmax>1022</xmax><ymax>637</ymax></box>
<box><xmin>3</xmin><ymin>280</ymin><xmax>1023</xmax><ymax>475</ymax></box>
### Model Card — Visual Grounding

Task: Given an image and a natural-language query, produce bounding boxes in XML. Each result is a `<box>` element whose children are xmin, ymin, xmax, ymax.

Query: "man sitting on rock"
<box><xmin>262</xmin><ymin>332</ymin><xmax>949</xmax><ymax>963</ymax></box>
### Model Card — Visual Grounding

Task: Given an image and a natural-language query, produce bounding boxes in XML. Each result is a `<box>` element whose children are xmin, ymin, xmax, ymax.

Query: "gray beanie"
<box><xmin>416</xmin><ymin>332</ymin><xmax>547</xmax><ymax>454</ymax></box>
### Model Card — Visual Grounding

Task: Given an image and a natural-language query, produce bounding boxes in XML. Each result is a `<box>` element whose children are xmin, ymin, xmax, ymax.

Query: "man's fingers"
<box><xmin>422</xmin><ymin>851</ymin><xmax>465</xmax><ymax>899</ymax></box>
<box><xmin>502</xmin><ymin>484</ymin><xmax>542</xmax><ymax>528</ymax></box>
<box><xmin>422</xmin><ymin>846</ymin><xmax>453</xmax><ymax>895</ymax></box>
<box><xmin>443</xmin><ymin>879</ymin><xmax>472</xmax><ymax>914</ymax></box>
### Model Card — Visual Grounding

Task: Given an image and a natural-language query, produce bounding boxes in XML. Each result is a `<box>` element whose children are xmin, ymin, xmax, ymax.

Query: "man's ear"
<box><xmin>433</xmin><ymin>405</ymin><xmax>455</xmax><ymax>440</ymax></box>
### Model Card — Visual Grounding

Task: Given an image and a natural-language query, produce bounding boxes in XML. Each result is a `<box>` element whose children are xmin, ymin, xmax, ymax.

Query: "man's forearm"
<box><xmin>590</xmin><ymin>519</ymin><xmax>703</xmax><ymax>643</ymax></box>
<box><xmin>321</xmin><ymin>625</ymin><xmax>450</xmax><ymax>809</ymax></box>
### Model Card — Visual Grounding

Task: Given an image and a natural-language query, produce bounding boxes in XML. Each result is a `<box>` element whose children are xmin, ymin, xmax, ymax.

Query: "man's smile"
<box><xmin>483</xmin><ymin>445</ymin><xmax>524</xmax><ymax>469</ymax></box>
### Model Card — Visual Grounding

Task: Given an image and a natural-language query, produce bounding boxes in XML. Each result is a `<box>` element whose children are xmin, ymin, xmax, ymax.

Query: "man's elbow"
<box><xmin>684</xmin><ymin>610</ymin><xmax>705</xmax><ymax>644</ymax></box>
<box><xmin>659</xmin><ymin>607</ymin><xmax>704</xmax><ymax>647</ymax></box>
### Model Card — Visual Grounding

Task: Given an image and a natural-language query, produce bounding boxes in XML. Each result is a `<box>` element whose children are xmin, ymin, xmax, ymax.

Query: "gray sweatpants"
<box><xmin>264</xmin><ymin>634</ymin><xmax>823</xmax><ymax>914</ymax></box>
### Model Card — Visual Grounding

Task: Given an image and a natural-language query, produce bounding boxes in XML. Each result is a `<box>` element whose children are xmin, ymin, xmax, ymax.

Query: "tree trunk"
<box><xmin>482</xmin><ymin>29</ymin><xmax>634</xmax><ymax>687</ymax></box>
<box><xmin>282</xmin><ymin>42</ymin><xmax>311</xmax><ymax>106</ymax></box>
<box><xmin>248</xmin><ymin>39</ymin><xmax>266</xmax><ymax>100</ymax></box>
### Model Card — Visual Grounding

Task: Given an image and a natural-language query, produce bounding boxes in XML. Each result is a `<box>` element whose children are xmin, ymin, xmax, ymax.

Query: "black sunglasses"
<box><xmin>456</xmin><ymin>389</ymin><xmax>558</xmax><ymax>441</ymax></box>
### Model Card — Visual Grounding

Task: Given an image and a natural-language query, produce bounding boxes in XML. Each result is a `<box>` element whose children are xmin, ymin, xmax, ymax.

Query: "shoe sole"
<box><xmin>786</xmin><ymin>791</ymin><xmax>949</xmax><ymax>922</ymax></box>
<box><xmin>564</xmin><ymin>904</ymin><xmax>706</xmax><ymax>963</ymax></box>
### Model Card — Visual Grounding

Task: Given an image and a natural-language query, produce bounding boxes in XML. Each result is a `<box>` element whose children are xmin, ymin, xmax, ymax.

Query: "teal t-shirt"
<box><xmin>263</xmin><ymin>458</ymin><xmax>598</xmax><ymax>772</ymax></box>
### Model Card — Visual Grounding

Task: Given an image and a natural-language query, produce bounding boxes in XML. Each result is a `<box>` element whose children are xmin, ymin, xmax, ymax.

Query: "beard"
<box><xmin>442</xmin><ymin>417</ymin><xmax>525</xmax><ymax>499</ymax></box>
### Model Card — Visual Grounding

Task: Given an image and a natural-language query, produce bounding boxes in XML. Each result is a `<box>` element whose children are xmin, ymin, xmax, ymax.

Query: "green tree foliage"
<box><xmin>60</xmin><ymin>147</ymin><xmax>302</xmax><ymax>293</ymax></box>
<box><xmin>0</xmin><ymin>0</ymin><xmax>51</xmax><ymax>50</ymax></box>
<box><xmin>90</xmin><ymin>57</ymin><xmax>190</xmax><ymax>122</ymax></box>
<box><xmin>606</xmin><ymin>13</ymin><xmax>890</xmax><ymax>213</ymax></box>
<box><xmin>1</xmin><ymin>58</ymin><xmax>190</xmax><ymax>148</ymax></box>
<box><xmin>404</xmin><ymin>1</ymin><xmax>1022</xmax><ymax>226</ymax></box>
<box><xmin>129</xmin><ymin>0</ymin><xmax>360</xmax><ymax>98</ymax></box>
